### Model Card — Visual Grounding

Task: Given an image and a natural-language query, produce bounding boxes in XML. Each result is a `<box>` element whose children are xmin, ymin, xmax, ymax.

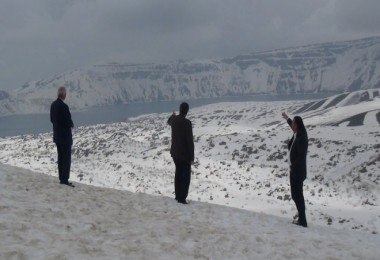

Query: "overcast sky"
<box><xmin>0</xmin><ymin>0</ymin><xmax>379</xmax><ymax>91</ymax></box>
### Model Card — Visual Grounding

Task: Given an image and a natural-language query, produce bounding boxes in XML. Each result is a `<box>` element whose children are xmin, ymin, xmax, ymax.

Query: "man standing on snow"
<box><xmin>167</xmin><ymin>102</ymin><xmax>194</xmax><ymax>204</ymax></box>
<box><xmin>50</xmin><ymin>86</ymin><xmax>75</xmax><ymax>187</ymax></box>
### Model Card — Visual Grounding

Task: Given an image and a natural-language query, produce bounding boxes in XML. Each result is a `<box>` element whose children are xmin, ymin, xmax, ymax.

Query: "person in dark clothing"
<box><xmin>167</xmin><ymin>102</ymin><xmax>194</xmax><ymax>204</ymax></box>
<box><xmin>282</xmin><ymin>112</ymin><xmax>308</xmax><ymax>227</ymax></box>
<box><xmin>50</xmin><ymin>86</ymin><xmax>74</xmax><ymax>187</ymax></box>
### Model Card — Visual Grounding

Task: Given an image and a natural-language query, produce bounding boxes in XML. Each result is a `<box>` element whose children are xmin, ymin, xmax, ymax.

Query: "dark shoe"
<box><xmin>60</xmin><ymin>181</ymin><xmax>75</xmax><ymax>187</ymax></box>
<box><xmin>177</xmin><ymin>200</ymin><xmax>188</xmax><ymax>204</ymax></box>
<box><xmin>292</xmin><ymin>220</ymin><xmax>307</xmax><ymax>227</ymax></box>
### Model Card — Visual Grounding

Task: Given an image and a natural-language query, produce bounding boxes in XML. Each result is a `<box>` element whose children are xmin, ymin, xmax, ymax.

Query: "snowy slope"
<box><xmin>1</xmin><ymin>36</ymin><xmax>380</xmax><ymax>116</ymax></box>
<box><xmin>0</xmin><ymin>163</ymin><xmax>379</xmax><ymax>259</ymax></box>
<box><xmin>0</xmin><ymin>90</ymin><xmax>379</xmax><ymax>235</ymax></box>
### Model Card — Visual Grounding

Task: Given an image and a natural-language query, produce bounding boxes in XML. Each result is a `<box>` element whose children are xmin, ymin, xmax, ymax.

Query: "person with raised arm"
<box><xmin>282</xmin><ymin>112</ymin><xmax>308</xmax><ymax>227</ymax></box>
<box><xmin>167</xmin><ymin>102</ymin><xmax>194</xmax><ymax>204</ymax></box>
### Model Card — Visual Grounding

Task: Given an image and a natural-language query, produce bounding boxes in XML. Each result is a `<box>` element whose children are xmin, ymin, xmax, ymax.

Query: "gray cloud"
<box><xmin>0</xmin><ymin>0</ymin><xmax>379</xmax><ymax>90</ymax></box>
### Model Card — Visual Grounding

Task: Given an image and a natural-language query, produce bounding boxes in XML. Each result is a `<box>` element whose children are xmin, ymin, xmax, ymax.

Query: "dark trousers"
<box><xmin>56</xmin><ymin>143</ymin><xmax>72</xmax><ymax>183</ymax></box>
<box><xmin>173</xmin><ymin>159</ymin><xmax>191</xmax><ymax>202</ymax></box>
<box><xmin>290</xmin><ymin>176</ymin><xmax>307</xmax><ymax>225</ymax></box>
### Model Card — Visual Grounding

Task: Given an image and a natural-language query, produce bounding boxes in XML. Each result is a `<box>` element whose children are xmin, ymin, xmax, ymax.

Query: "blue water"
<box><xmin>0</xmin><ymin>94</ymin><xmax>330</xmax><ymax>137</ymax></box>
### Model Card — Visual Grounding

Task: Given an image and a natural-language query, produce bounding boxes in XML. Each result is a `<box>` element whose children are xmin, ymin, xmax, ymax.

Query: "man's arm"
<box><xmin>187</xmin><ymin>121</ymin><xmax>194</xmax><ymax>163</ymax></box>
<box><xmin>282</xmin><ymin>112</ymin><xmax>292</xmax><ymax>128</ymax></box>
<box><xmin>63</xmin><ymin>104</ymin><xmax>74</xmax><ymax>128</ymax></box>
<box><xmin>286</xmin><ymin>118</ymin><xmax>293</xmax><ymax>128</ymax></box>
<box><xmin>167</xmin><ymin>112</ymin><xmax>176</xmax><ymax>126</ymax></box>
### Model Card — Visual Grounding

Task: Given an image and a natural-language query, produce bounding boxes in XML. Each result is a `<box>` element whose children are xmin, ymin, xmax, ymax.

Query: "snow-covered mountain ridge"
<box><xmin>0</xmin><ymin>89</ymin><xmax>379</xmax><ymax>234</ymax></box>
<box><xmin>1</xmin><ymin>36</ymin><xmax>380</xmax><ymax>116</ymax></box>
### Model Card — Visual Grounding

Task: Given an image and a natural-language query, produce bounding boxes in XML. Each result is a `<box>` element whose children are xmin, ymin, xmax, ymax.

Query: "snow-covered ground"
<box><xmin>0</xmin><ymin>163</ymin><xmax>379</xmax><ymax>259</ymax></box>
<box><xmin>0</xmin><ymin>90</ymin><xmax>379</xmax><ymax>256</ymax></box>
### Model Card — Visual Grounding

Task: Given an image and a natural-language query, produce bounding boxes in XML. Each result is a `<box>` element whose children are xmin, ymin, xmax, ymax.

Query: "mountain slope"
<box><xmin>1</xmin><ymin>36</ymin><xmax>380</xmax><ymax>116</ymax></box>
<box><xmin>0</xmin><ymin>163</ymin><xmax>379</xmax><ymax>259</ymax></box>
<box><xmin>0</xmin><ymin>89</ymin><xmax>379</xmax><ymax>234</ymax></box>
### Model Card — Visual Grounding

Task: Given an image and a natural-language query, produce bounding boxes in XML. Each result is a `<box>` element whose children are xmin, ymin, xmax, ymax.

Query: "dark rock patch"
<box><xmin>332</xmin><ymin>112</ymin><xmax>367</xmax><ymax>126</ymax></box>
<box><xmin>324</xmin><ymin>93</ymin><xmax>350</xmax><ymax>109</ymax></box>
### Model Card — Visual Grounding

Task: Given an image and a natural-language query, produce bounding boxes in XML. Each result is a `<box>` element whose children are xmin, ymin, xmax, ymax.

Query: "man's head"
<box><xmin>57</xmin><ymin>86</ymin><xmax>66</xmax><ymax>100</ymax></box>
<box><xmin>179</xmin><ymin>102</ymin><xmax>189</xmax><ymax>116</ymax></box>
<box><xmin>292</xmin><ymin>116</ymin><xmax>307</xmax><ymax>136</ymax></box>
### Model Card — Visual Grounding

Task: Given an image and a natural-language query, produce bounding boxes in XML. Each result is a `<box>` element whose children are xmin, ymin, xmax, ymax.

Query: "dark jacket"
<box><xmin>287</xmin><ymin>118</ymin><xmax>308</xmax><ymax>181</ymax></box>
<box><xmin>167</xmin><ymin>114</ymin><xmax>194</xmax><ymax>163</ymax></box>
<box><xmin>50</xmin><ymin>98</ymin><xmax>74</xmax><ymax>145</ymax></box>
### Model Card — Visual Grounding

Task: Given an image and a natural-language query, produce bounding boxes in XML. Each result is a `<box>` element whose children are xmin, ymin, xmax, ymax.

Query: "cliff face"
<box><xmin>1</xmin><ymin>36</ymin><xmax>380</xmax><ymax>115</ymax></box>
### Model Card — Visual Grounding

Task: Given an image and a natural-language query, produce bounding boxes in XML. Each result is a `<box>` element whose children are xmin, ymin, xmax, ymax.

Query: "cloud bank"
<box><xmin>0</xmin><ymin>0</ymin><xmax>379</xmax><ymax>89</ymax></box>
